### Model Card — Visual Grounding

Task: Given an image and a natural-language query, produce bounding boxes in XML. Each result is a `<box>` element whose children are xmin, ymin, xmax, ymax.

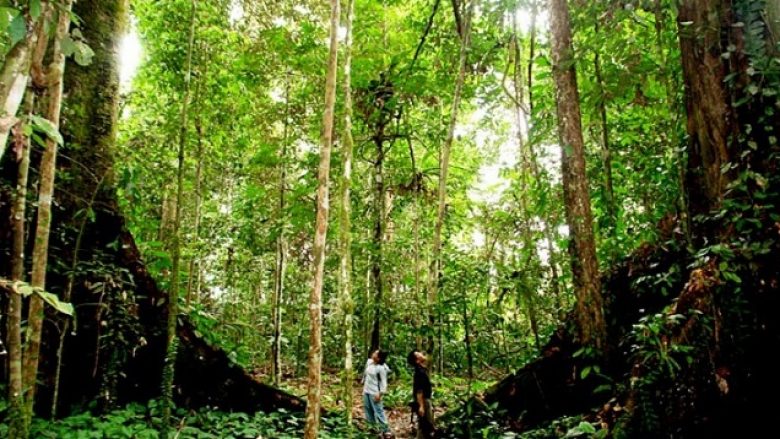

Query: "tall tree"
<box><xmin>161</xmin><ymin>1</ymin><xmax>197</xmax><ymax>436</ymax></box>
<box><xmin>429</xmin><ymin>0</ymin><xmax>475</xmax><ymax>368</ymax></box>
<box><xmin>271</xmin><ymin>77</ymin><xmax>290</xmax><ymax>388</ymax></box>
<box><xmin>677</xmin><ymin>0</ymin><xmax>734</xmax><ymax>226</ymax></box>
<box><xmin>303</xmin><ymin>0</ymin><xmax>340</xmax><ymax>435</ymax></box>
<box><xmin>6</xmin><ymin>90</ymin><xmax>34</xmax><ymax>439</ymax></box>
<box><xmin>677</xmin><ymin>1</ymin><xmax>778</xmax><ymax>238</ymax></box>
<box><xmin>369</xmin><ymin>107</ymin><xmax>385</xmax><ymax>353</ymax></box>
<box><xmin>186</xmin><ymin>70</ymin><xmax>207</xmax><ymax>306</ymax></box>
<box><xmin>338</xmin><ymin>0</ymin><xmax>357</xmax><ymax>429</ymax></box>
<box><xmin>22</xmin><ymin>0</ymin><xmax>74</xmax><ymax>421</ymax></box>
<box><xmin>592</xmin><ymin>23</ymin><xmax>617</xmax><ymax>241</ymax></box>
<box><xmin>525</xmin><ymin>0</ymin><xmax>563</xmax><ymax>303</ymax></box>
<box><xmin>549</xmin><ymin>0</ymin><xmax>607</xmax><ymax>352</ymax></box>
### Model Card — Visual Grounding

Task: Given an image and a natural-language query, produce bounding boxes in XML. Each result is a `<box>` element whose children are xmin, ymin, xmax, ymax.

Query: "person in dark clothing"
<box><xmin>407</xmin><ymin>350</ymin><xmax>434</xmax><ymax>438</ymax></box>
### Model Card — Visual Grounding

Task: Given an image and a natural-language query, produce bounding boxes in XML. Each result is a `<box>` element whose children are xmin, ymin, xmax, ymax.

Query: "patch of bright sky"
<box><xmin>229</xmin><ymin>0</ymin><xmax>244</xmax><ymax>24</ymax></box>
<box><xmin>457</xmin><ymin>6</ymin><xmax>555</xmax><ymax>253</ymax></box>
<box><xmin>465</xmin><ymin>104</ymin><xmax>517</xmax><ymax>206</ymax></box>
<box><xmin>269</xmin><ymin>86</ymin><xmax>285</xmax><ymax>103</ymax></box>
<box><xmin>119</xmin><ymin>19</ymin><xmax>142</xmax><ymax>92</ymax></box>
<box><xmin>273</xmin><ymin>16</ymin><xmax>287</xmax><ymax>28</ymax></box>
<box><xmin>293</xmin><ymin>5</ymin><xmax>311</xmax><ymax>15</ymax></box>
<box><xmin>515</xmin><ymin>6</ymin><xmax>550</xmax><ymax>36</ymax></box>
<box><xmin>465</xmin><ymin>5</ymin><xmax>551</xmax><ymax>208</ymax></box>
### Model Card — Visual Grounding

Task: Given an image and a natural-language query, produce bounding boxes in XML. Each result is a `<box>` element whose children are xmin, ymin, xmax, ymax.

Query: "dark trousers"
<box><xmin>416</xmin><ymin>399</ymin><xmax>434</xmax><ymax>439</ymax></box>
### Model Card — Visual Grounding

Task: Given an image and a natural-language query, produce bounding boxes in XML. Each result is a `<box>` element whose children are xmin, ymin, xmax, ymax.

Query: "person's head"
<box><xmin>407</xmin><ymin>350</ymin><xmax>427</xmax><ymax>367</ymax></box>
<box><xmin>371</xmin><ymin>349</ymin><xmax>388</xmax><ymax>365</ymax></box>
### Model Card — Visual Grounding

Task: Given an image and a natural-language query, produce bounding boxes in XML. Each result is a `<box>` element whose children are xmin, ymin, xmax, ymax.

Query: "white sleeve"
<box><xmin>379</xmin><ymin>366</ymin><xmax>388</xmax><ymax>393</ymax></box>
<box><xmin>362</xmin><ymin>359</ymin><xmax>371</xmax><ymax>383</ymax></box>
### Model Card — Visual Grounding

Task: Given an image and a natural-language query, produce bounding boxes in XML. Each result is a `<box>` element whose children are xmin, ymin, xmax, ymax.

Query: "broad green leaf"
<box><xmin>9</xmin><ymin>13</ymin><xmax>26</xmax><ymax>45</ymax></box>
<box><xmin>62</xmin><ymin>35</ymin><xmax>77</xmax><ymax>57</ymax></box>
<box><xmin>74</xmin><ymin>40</ymin><xmax>95</xmax><ymax>66</ymax></box>
<box><xmin>30</xmin><ymin>0</ymin><xmax>41</xmax><ymax>20</ymax></box>
<box><xmin>36</xmin><ymin>291</ymin><xmax>74</xmax><ymax>316</ymax></box>
<box><xmin>29</xmin><ymin>115</ymin><xmax>64</xmax><ymax>145</ymax></box>
<box><xmin>0</xmin><ymin>7</ymin><xmax>18</xmax><ymax>31</ymax></box>
<box><xmin>581</xmin><ymin>366</ymin><xmax>592</xmax><ymax>379</ymax></box>
<box><xmin>18</xmin><ymin>284</ymin><xmax>35</xmax><ymax>297</ymax></box>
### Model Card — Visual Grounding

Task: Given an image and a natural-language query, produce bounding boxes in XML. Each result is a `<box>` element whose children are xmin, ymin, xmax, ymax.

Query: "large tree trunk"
<box><xmin>768</xmin><ymin>0</ymin><xmax>780</xmax><ymax>39</ymax></box>
<box><xmin>6</xmin><ymin>91</ymin><xmax>34</xmax><ymax>439</ymax></box>
<box><xmin>22</xmin><ymin>0</ymin><xmax>74</xmax><ymax>421</ymax></box>
<box><xmin>428</xmin><ymin>0</ymin><xmax>475</xmax><ymax>370</ymax></box>
<box><xmin>678</xmin><ymin>0</ymin><xmax>735</xmax><ymax>226</ymax></box>
<box><xmin>160</xmin><ymin>1</ymin><xmax>196</xmax><ymax>436</ymax></box>
<box><xmin>369</xmin><ymin>135</ymin><xmax>384</xmax><ymax>353</ymax></box>
<box><xmin>186</xmin><ymin>108</ymin><xmax>205</xmax><ymax>306</ymax></box>
<box><xmin>592</xmin><ymin>33</ymin><xmax>616</xmax><ymax>242</ymax></box>
<box><xmin>339</xmin><ymin>0</ymin><xmax>356</xmax><ymax>428</ymax></box>
<box><xmin>271</xmin><ymin>81</ymin><xmax>289</xmax><ymax>388</ymax></box>
<box><xmin>303</xmin><ymin>0</ymin><xmax>340</xmax><ymax>436</ymax></box>
<box><xmin>549</xmin><ymin>0</ymin><xmax>607</xmax><ymax>353</ymax></box>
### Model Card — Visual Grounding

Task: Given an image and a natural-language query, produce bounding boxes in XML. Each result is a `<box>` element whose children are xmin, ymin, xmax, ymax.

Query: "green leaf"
<box><xmin>29</xmin><ymin>115</ymin><xmax>64</xmax><ymax>145</ymax></box>
<box><xmin>73</xmin><ymin>41</ymin><xmax>95</xmax><ymax>66</ymax></box>
<box><xmin>9</xmin><ymin>13</ymin><xmax>26</xmax><ymax>45</ymax></box>
<box><xmin>18</xmin><ymin>284</ymin><xmax>35</xmax><ymax>297</ymax></box>
<box><xmin>62</xmin><ymin>36</ymin><xmax>77</xmax><ymax>57</ymax></box>
<box><xmin>578</xmin><ymin>422</ymin><xmax>597</xmax><ymax>434</ymax></box>
<box><xmin>30</xmin><ymin>0</ymin><xmax>41</xmax><ymax>20</ymax></box>
<box><xmin>36</xmin><ymin>291</ymin><xmax>74</xmax><ymax>316</ymax></box>
<box><xmin>581</xmin><ymin>366</ymin><xmax>592</xmax><ymax>379</ymax></box>
<box><xmin>0</xmin><ymin>7</ymin><xmax>17</xmax><ymax>31</ymax></box>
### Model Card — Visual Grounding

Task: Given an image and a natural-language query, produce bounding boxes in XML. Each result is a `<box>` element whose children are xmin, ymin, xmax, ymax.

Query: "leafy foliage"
<box><xmin>0</xmin><ymin>401</ymin><xmax>369</xmax><ymax>439</ymax></box>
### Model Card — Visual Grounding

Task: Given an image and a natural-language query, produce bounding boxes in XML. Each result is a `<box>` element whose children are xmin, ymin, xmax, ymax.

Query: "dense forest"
<box><xmin>1</xmin><ymin>0</ymin><xmax>779</xmax><ymax>438</ymax></box>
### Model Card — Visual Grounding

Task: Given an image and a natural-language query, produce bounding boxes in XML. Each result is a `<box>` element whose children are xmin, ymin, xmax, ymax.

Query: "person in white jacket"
<box><xmin>363</xmin><ymin>349</ymin><xmax>390</xmax><ymax>435</ymax></box>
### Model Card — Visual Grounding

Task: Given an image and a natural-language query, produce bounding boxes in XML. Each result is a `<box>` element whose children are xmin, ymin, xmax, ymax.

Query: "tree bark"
<box><xmin>677</xmin><ymin>0</ymin><xmax>734</xmax><ymax>224</ymax></box>
<box><xmin>549</xmin><ymin>0</ymin><xmax>607</xmax><ymax>352</ymax></box>
<box><xmin>592</xmin><ymin>36</ymin><xmax>616</xmax><ymax>241</ymax></box>
<box><xmin>22</xmin><ymin>0</ymin><xmax>74</xmax><ymax>420</ymax></box>
<box><xmin>186</xmin><ymin>101</ymin><xmax>205</xmax><ymax>307</ymax></box>
<box><xmin>161</xmin><ymin>1</ymin><xmax>196</xmax><ymax>436</ymax></box>
<box><xmin>339</xmin><ymin>0</ymin><xmax>356</xmax><ymax>429</ymax></box>
<box><xmin>369</xmin><ymin>134</ymin><xmax>384</xmax><ymax>353</ymax></box>
<box><xmin>429</xmin><ymin>0</ymin><xmax>475</xmax><ymax>370</ymax></box>
<box><xmin>0</xmin><ymin>3</ymin><xmax>48</xmax><ymax>159</ymax></box>
<box><xmin>6</xmin><ymin>90</ymin><xmax>33</xmax><ymax>439</ymax></box>
<box><xmin>303</xmin><ymin>0</ymin><xmax>340</xmax><ymax>435</ymax></box>
<box><xmin>766</xmin><ymin>0</ymin><xmax>780</xmax><ymax>44</ymax></box>
<box><xmin>272</xmin><ymin>78</ymin><xmax>290</xmax><ymax>388</ymax></box>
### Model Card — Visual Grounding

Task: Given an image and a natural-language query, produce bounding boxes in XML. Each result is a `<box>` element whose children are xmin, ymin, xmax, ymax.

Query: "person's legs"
<box><xmin>416</xmin><ymin>399</ymin><xmax>434</xmax><ymax>439</ymax></box>
<box><xmin>363</xmin><ymin>393</ymin><xmax>376</xmax><ymax>426</ymax></box>
<box><xmin>370</xmin><ymin>397</ymin><xmax>389</xmax><ymax>433</ymax></box>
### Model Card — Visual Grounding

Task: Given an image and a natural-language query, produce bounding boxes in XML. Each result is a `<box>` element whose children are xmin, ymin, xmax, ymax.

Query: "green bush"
<box><xmin>0</xmin><ymin>401</ymin><xmax>370</xmax><ymax>439</ymax></box>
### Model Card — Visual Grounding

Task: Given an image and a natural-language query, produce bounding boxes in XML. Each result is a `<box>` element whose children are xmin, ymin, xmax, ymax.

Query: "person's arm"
<box><xmin>416</xmin><ymin>390</ymin><xmax>425</xmax><ymax>417</ymax></box>
<box><xmin>361</xmin><ymin>359</ymin><xmax>371</xmax><ymax>384</ymax></box>
<box><xmin>380</xmin><ymin>367</ymin><xmax>388</xmax><ymax>393</ymax></box>
<box><xmin>373</xmin><ymin>367</ymin><xmax>387</xmax><ymax>401</ymax></box>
